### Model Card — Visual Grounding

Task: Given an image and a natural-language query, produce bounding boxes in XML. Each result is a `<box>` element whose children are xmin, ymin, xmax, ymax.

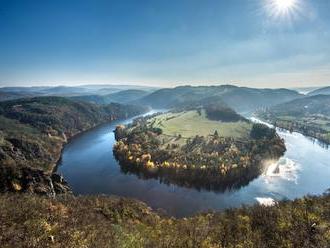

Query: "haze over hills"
<box><xmin>0</xmin><ymin>84</ymin><xmax>306</xmax><ymax>114</ymax></box>
<box><xmin>292</xmin><ymin>86</ymin><xmax>322</xmax><ymax>95</ymax></box>
<box><xmin>71</xmin><ymin>89</ymin><xmax>150</xmax><ymax>105</ymax></box>
<box><xmin>308</xmin><ymin>86</ymin><xmax>330</xmax><ymax>96</ymax></box>
<box><xmin>0</xmin><ymin>84</ymin><xmax>159</xmax><ymax>101</ymax></box>
<box><xmin>137</xmin><ymin>85</ymin><xmax>303</xmax><ymax>113</ymax></box>
<box><xmin>267</xmin><ymin>94</ymin><xmax>330</xmax><ymax>116</ymax></box>
<box><xmin>0</xmin><ymin>91</ymin><xmax>36</xmax><ymax>101</ymax></box>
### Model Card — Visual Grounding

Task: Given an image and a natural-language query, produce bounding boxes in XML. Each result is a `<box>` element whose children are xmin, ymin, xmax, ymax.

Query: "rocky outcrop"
<box><xmin>114</xmin><ymin>125</ymin><xmax>126</xmax><ymax>140</ymax></box>
<box><xmin>0</xmin><ymin>166</ymin><xmax>71</xmax><ymax>196</ymax></box>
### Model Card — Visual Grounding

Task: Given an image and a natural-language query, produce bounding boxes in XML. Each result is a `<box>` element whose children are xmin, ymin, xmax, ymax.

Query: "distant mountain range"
<box><xmin>137</xmin><ymin>85</ymin><xmax>303</xmax><ymax>113</ymax></box>
<box><xmin>265</xmin><ymin>94</ymin><xmax>330</xmax><ymax>117</ymax></box>
<box><xmin>0</xmin><ymin>85</ymin><xmax>159</xmax><ymax>101</ymax></box>
<box><xmin>307</xmin><ymin>86</ymin><xmax>330</xmax><ymax>96</ymax></box>
<box><xmin>2</xmin><ymin>84</ymin><xmax>330</xmax><ymax>114</ymax></box>
<box><xmin>71</xmin><ymin>90</ymin><xmax>150</xmax><ymax>105</ymax></box>
<box><xmin>0</xmin><ymin>91</ymin><xmax>35</xmax><ymax>101</ymax></box>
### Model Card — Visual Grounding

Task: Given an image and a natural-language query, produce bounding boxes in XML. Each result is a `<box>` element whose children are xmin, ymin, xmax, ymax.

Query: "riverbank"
<box><xmin>58</xmin><ymin>112</ymin><xmax>330</xmax><ymax>217</ymax></box>
<box><xmin>0</xmin><ymin>97</ymin><xmax>148</xmax><ymax>195</ymax></box>
<box><xmin>254</xmin><ymin>115</ymin><xmax>330</xmax><ymax>147</ymax></box>
<box><xmin>275</xmin><ymin>121</ymin><xmax>329</xmax><ymax>146</ymax></box>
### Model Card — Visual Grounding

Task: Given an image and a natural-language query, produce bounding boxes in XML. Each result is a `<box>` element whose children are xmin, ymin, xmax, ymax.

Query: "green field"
<box><xmin>148</xmin><ymin>110</ymin><xmax>252</xmax><ymax>140</ymax></box>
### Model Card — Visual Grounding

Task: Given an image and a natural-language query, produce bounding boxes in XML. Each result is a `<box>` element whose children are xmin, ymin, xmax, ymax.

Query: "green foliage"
<box><xmin>0</xmin><ymin>96</ymin><xmax>146</xmax><ymax>136</ymax></box>
<box><xmin>250</xmin><ymin>123</ymin><xmax>276</xmax><ymax>140</ymax></box>
<box><xmin>205</xmin><ymin>104</ymin><xmax>247</xmax><ymax>122</ymax></box>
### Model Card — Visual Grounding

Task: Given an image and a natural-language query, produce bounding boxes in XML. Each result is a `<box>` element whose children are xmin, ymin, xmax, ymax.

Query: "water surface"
<box><xmin>58</xmin><ymin>112</ymin><xmax>330</xmax><ymax>217</ymax></box>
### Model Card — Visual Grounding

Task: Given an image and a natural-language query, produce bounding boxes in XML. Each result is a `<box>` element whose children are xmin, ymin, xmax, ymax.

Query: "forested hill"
<box><xmin>70</xmin><ymin>89</ymin><xmax>150</xmax><ymax>105</ymax></box>
<box><xmin>265</xmin><ymin>94</ymin><xmax>330</xmax><ymax>117</ymax></box>
<box><xmin>0</xmin><ymin>96</ymin><xmax>147</xmax><ymax>194</ymax></box>
<box><xmin>308</xmin><ymin>86</ymin><xmax>330</xmax><ymax>96</ymax></box>
<box><xmin>137</xmin><ymin>85</ymin><xmax>302</xmax><ymax>113</ymax></box>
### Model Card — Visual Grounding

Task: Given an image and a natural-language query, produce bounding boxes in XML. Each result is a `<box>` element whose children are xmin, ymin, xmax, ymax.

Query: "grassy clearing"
<box><xmin>149</xmin><ymin>110</ymin><xmax>252</xmax><ymax>139</ymax></box>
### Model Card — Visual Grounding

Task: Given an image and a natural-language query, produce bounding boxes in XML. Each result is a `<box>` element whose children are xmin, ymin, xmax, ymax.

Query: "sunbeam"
<box><xmin>264</xmin><ymin>0</ymin><xmax>303</xmax><ymax>22</ymax></box>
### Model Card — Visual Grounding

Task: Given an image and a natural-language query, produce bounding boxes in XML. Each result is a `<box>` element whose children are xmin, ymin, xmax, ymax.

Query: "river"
<box><xmin>57</xmin><ymin>111</ymin><xmax>330</xmax><ymax>217</ymax></box>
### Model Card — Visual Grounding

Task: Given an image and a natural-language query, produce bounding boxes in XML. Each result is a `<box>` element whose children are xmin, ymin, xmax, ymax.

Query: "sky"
<box><xmin>0</xmin><ymin>0</ymin><xmax>330</xmax><ymax>88</ymax></box>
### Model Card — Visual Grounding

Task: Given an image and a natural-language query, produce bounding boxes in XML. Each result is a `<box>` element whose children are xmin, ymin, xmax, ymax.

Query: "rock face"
<box><xmin>0</xmin><ymin>166</ymin><xmax>71</xmax><ymax>196</ymax></box>
<box><xmin>114</xmin><ymin>125</ymin><xmax>126</xmax><ymax>140</ymax></box>
<box><xmin>51</xmin><ymin>173</ymin><xmax>72</xmax><ymax>194</ymax></box>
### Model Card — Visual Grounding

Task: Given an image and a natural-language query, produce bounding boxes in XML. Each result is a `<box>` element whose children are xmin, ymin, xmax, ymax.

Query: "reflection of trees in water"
<box><xmin>277</xmin><ymin>127</ymin><xmax>329</xmax><ymax>150</ymax></box>
<box><xmin>307</xmin><ymin>137</ymin><xmax>329</xmax><ymax>150</ymax></box>
<box><xmin>114</xmin><ymin>152</ymin><xmax>261</xmax><ymax>193</ymax></box>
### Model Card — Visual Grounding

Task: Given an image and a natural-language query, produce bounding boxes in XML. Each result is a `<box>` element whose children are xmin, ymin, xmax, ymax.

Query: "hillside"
<box><xmin>266</xmin><ymin>95</ymin><xmax>330</xmax><ymax>116</ymax></box>
<box><xmin>258</xmin><ymin>95</ymin><xmax>330</xmax><ymax>144</ymax></box>
<box><xmin>308</xmin><ymin>86</ymin><xmax>330</xmax><ymax>96</ymax></box>
<box><xmin>106</xmin><ymin>89</ymin><xmax>150</xmax><ymax>103</ymax></box>
<box><xmin>1</xmin><ymin>192</ymin><xmax>329</xmax><ymax>247</ymax></box>
<box><xmin>137</xmin><ymin>85</ymin><xmax>302</xmax><ymax>113</ymax></box>
<box><xmin>0</xmin><ymin>97</ymin><xmax>147</xmax><ymax>194</ymax></box>
<box><xmin>0</xmin><ymin>91</ymin><xmax>33</xmax><ymax>102</ymax></box>
<box><xmin>71</xmin><ymin>89</ymin><xmax>149</xmax><ymax>105</ymax></box>
<box><xmin>114</xmin><ymin>105</ymin><xmax>285</xmax><ymax>191</ymax></box>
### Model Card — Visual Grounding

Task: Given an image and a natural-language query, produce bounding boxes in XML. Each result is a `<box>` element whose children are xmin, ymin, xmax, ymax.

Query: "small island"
<box><xmin>114</xmin><ymin>104</ymin><xmax>286</xmax><ymax>191</ymax></box>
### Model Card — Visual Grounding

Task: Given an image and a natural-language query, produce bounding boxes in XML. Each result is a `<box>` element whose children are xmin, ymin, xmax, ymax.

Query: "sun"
<box><xmin>264</xmin><ymin>0</ymin><xmax>301</xmax><ymax>21</ymax></box>
<box><xmin>273</xmin><ymin>0</ymin><xmax>296</xmax><ymax>12</ymax></box>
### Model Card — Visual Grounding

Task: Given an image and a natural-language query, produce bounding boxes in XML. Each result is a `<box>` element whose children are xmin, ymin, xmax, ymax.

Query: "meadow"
<box><xmin>148</xmin><ymin>110</ymin><xmax>252</xmax><ymax>140</ymax></box>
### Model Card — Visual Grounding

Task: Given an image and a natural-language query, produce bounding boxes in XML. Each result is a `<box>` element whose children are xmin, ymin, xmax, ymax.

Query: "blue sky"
<box><xmin>0</xmin><ymin>0</ymin><xmax>329</xmax><ymax>88</ymax></box>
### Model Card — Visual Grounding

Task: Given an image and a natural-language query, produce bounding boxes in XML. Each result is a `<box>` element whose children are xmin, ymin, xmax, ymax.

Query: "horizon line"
<box><xmin>0</xmin><ymin>82</ymin><xmax>327</xmax><ymax>90</ymax></box>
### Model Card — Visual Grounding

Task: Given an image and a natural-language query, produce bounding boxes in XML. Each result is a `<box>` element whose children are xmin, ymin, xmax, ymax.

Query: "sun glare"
<box><xmin>274</xmin><ymin>0</ymin><xmax>296</xmax><ymax>10</ymax></box>
<box><xmin>264</xmin><ymin>0</ymin><xmax>302</xmax><ymax>21</ymax></box>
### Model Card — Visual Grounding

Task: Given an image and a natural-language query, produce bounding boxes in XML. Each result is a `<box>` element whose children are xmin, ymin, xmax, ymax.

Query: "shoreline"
<box><xmin>52</xmin><ymin>108</ymin><xmax>155</xmax><ymax>175</ymax></box>
<box><xmin>47</xmin><ymin>111</ymin><xmax>330</xmax><ymax>217</ymax></box>
<box><xmin>52</xmin><ymin>111</ymin><xmax>152</xmax><ymax>175</ymax></box>
<box><xmin>255</xmin><ymin>116</ymin><xmax>330</xmax><ymax>147</ymax></box>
